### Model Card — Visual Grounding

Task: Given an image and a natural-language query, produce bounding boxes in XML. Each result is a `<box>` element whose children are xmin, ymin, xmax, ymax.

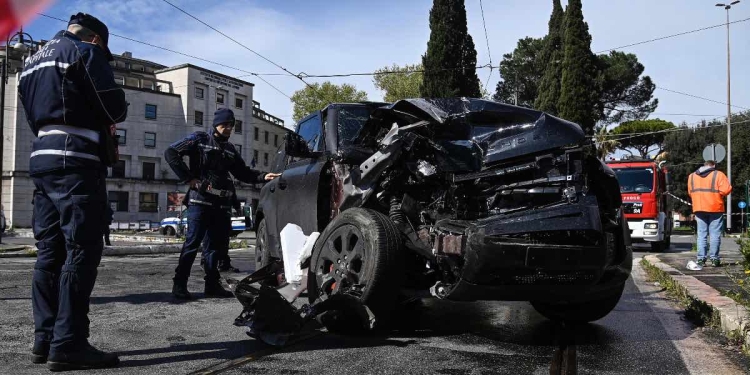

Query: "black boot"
<box><xmin>31</xmin><ymin>341</ymin><xmax>49</xmax><ymax>364</ymax></box>
<box><xmin>204</xmin><ymin>281</ymin><xmax>233</xmax><ymax>298</ymax></box>
<box><xmin>218</xmin><ymin>261</ymin><xmax>240</xmax><ymax>273</ymax></box>
<box><xmin>47</xmin><ymin>344</ymin><xmax>119</xmax><ymax>371</ymax></box>
<box><xmin>172</xmin><ymin>281</ymin><xmax>193</xmax><ymax>300</ymax></box>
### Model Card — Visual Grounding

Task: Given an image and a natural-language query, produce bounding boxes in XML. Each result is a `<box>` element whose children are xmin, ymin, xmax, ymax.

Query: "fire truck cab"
<box><xmin>607</xmin><ymin>159</ymin><xmax>673</xmax><ymax>251</ymax></box>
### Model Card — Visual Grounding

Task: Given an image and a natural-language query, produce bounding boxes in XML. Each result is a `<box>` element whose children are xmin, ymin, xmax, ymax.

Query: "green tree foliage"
<box><xmin>373</xmin><ymin>64</ymin><xmax>423</xmax><ymax>102</ymax></box>
<box><xmin>291</xmin><ymin>82</ymin><xmax>368</xmax><ymax>122</ymax></box>
<box><xmin>597</xmin><ymin>52</ymin><xmax>658</xmax><ymax>124</ymax></box>
<box><xmin>557</xmin><ymin>0</ymin><xmax>599</xmax><ymax>134</ymax></box>
<box><xmin>492</xmin><ymin>37</ymin><xmax>545</xmax><ymax>107</ymax></box>
<box><xmin>534</xmin><ymin>0</ymin><xmax>565</xmax><ymax>114</ymax></box>
<box><xmin>611</xmin><ymin>119</ymin><xmax>675</xmax><ymax>158</ymax></box>
<box><xmin>421</xmin><ymin>0</ymin><xmax>481</xmax><ymax>98</ymax></box>
<box><xmin>594</xmin><ymin>126</ymin><xmax>620</xmax><ymax>160</ymax></box>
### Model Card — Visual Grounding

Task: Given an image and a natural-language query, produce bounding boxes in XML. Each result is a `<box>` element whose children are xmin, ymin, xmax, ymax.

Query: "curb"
<box><xmin>642</xmin><ymin>255</ymin><xmax>750</xmax><ymax>353</ymax></box>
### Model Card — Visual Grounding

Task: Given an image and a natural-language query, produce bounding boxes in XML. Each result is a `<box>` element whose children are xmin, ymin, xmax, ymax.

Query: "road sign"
<box><xmin>739</xmin><ymin>201</ymin><xmax>747</xmax><ymax>209</ymax></box>
<box><xmin>702</xmin><ymin>144</ymin><xmax>726</xmax><ymax>163</ymax></box>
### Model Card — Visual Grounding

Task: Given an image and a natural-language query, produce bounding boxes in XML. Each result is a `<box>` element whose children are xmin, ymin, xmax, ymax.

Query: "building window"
<box><xmin>116</xmin><ymin>129</ymin><xmax>127</xmax><ymax>145</ymax></box>
<box><xmin>114</xmin><ymin>76</ymin><xmax>124</xmax><ymax>85</ymax></box>
<box><xmin>139</xmin><ymin>192</ymin><xmax>158</xmax><ymax>212</ymax></box>
<box><xmin>235</xmin><ymin>144</ymin><xmax>242</xmax><ymax>154</ymax></box>
<box><xmin>111</xmin><ymin>160</ymin><xmax>126</xmax><ymax>178</ymax></box>
<box><xmin>264</xmin><ymin>131</ymin><xmax>269</xmax><ymax>144</ymax></box>
<box><xmin>235</xmin><ymin>98</ymin><xmax>243</xmax><ymax>109</ymax></box>
<box><xmin>264</xmin><ymin>153</ymin><xmax>269</xmax><ymax>166</ymax></box>
<box><xmin>254</xmin><ymin>127</ymin><xmax>259</xmax><ymax>141</ymax></box>
<box><xmin>195</xmin><ymin>87</ymin><xmax>204</xmax><ymax>99</ymax></box>
<box><xmin>144</xmin><ymin>132</ymin><xmax>156</xmax><ymax>148</ymax></box>
<box><xmin>274</xmin><ymin>134</ymin><xmax>279</xmax><ymax>147</ymax></box>
<box><xmin>216</xmin><ymin>92</ymin><xmax>224</xmax><ymax>104</ymax></box>
<box><xmin>145</xmin><ymin>104</ymin><xmax>157</xmax><ymax>120</ymax></box>
<box><xmin>253</xmin><ymin>150</ymin><xmax>259</xmax><ymax>165</ymax></box>
<box><xmin>195</xmin><ymin>111</ymin><xmax>203</xmax><ymax>126</ymax></box>
<box><xmin>109</xmin><ymin>191</ymin><xmax>129</xmax><ymax>212</ymax></box>
<box><xmin>142</xmin><ymin>162</ymin><xmax>155</xmax><ymax>180</ymax></box>
<box><xmin>235</xmin><ymin>120</ymin><xmax>243</xmax><ymax>134</ymax></box>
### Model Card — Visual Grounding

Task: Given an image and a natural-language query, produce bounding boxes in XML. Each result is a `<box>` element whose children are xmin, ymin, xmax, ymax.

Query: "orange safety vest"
<box><xmin>688</xmin><ymin>170</ymin><xmax>732</xmax><ymax>213</ymax></box>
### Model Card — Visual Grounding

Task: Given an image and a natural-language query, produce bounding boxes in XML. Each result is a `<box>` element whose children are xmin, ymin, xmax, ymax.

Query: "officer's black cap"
<box><xmin>213</xmin><ymin>108</ymin><xmax>235</xmax><ymax>128</ymax></box>
<box><xmin>68</xmin><ymin>13</ymin><xmax>113</xmax><ymax>61</ymax></box>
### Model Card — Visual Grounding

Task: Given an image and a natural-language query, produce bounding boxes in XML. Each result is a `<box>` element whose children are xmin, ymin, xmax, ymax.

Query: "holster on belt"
<box><xmin>100</xmin><ymin>124</ymin><xmax>119</xmax><ymax>167</ymax></box>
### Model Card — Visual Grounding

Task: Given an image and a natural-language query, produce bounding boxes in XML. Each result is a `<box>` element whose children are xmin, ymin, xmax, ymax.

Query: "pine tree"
<box><xmin>420</xmin><ymin>0</ymin><xmax>481</xmax><ymax>98</ymax></box>
<box><xmin>557</xmin><ymin>0</ymin><xmax>598</xmax><ymax>134</ymax></box>
<box><xmin>534</xmin><ymin>0</ymin><xmax>564</xmax><ymax>114</ymax></box>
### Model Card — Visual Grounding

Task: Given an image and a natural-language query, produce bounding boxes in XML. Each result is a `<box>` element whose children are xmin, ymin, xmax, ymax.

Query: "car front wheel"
<box><xmin>307</xmin><ymin>208</ymin><xmax>402</xmax><ymax>331</ymax></box>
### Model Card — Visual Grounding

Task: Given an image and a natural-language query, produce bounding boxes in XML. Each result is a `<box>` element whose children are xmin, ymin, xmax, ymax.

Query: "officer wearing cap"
<box><xmin>165</xmin><ymin>108</ymin><xmax>279</xmax><ymax>300</ymax></box>
<box><xmin>18</xmin><ymin>13</ymin><xmax>126</xmax><ymax>371</ymax></box>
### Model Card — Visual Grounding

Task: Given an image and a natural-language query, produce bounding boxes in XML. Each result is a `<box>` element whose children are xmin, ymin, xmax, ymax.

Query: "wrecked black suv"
<box><xmin>253</xmin><ymin>98</ymin><xmax>632</xmax><ymax>324</ymax></box>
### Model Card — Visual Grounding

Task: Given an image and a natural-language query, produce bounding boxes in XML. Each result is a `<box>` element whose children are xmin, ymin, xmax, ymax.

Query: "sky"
<box><xmin>14</xmin><ymin>0</ymin><xmax>750</xmax><ymax>130</ymax></box>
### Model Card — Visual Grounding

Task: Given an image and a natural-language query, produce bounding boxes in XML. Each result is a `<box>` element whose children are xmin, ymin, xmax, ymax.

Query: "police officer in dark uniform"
<box><xmin>18</xmin><ymin>13</ymin><xmax>127</xmax><ymax>371</ymax></box>
<box><xmin>165</xmin><ymin>108</ymin><xmax>278</xmax><ymax>299</ymax></box>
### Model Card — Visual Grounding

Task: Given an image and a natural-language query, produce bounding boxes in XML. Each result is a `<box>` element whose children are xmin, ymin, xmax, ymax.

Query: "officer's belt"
<box><xmin>38</xmin><ymin>125</ymin><xmax>100</xmax><ymax>144</ymax></box>
<box><xmin>189</xmin><ymin>199</ymin><xmax>232</xmax><ymax>209</ymax></box>
<box><xmin>204</xmin><ymin>187</ymin><xmax>233</xmax><ymax>198</ymax></box>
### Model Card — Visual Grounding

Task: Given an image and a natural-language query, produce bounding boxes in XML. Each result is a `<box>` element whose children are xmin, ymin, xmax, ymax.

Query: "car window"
<box><xmin>297</xmin><ymin>114</ymin><xmax>324</xmax><ymax>153</ymax></box>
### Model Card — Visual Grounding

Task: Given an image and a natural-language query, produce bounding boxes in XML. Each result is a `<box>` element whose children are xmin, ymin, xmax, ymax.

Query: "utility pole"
<box><xmin>716</xmin><ymin>1</ymin><xmax>740</xmax><ymax>232</ymax></box>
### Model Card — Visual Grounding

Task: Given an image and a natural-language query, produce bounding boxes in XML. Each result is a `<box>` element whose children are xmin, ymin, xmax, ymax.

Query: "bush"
<box><xmin>738</xmin><ymin>238</ymin><xmax>750</xmax><ymax>271</ymax></box>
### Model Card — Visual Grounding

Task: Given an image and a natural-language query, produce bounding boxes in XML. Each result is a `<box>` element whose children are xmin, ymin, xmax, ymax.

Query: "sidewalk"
<box><xmin>642</xmin><ymin>237</ymin><xmax>750</xmax><ymax>354</ymax></box>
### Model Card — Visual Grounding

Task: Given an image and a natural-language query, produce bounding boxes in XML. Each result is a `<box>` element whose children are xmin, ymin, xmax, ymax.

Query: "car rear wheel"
<box><xmin>307</xmin><ymin>208</ymin><xmax>402</xmax><ymax>331</ymax></box>
<box><xmin>164</xmin><ymin>226</ymin><xmax>176</xmax><ymax>236</ymax></box>
<box><xmin>531</xmin><ymin>283</ymin><xmax>625</xmax><ymax>323</ymax></box>
<box><xmin>255</xmin><ymin>219</ymin><xmax>272</xmax><ymax>271</ymax></box>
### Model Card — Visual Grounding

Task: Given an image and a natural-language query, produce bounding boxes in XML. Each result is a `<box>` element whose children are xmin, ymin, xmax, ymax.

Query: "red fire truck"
<box><xmin>607</xmin><ymin>158</ymin><xmax>673</xmax><ymax>251</ymax></box>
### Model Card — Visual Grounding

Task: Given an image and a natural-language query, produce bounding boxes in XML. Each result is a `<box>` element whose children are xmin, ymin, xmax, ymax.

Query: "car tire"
<box><xmin>255</xmin><ymin>218</ymin><xmax>273</xmax><ymax>271</ymax></box>
<box><xmin>307</xmin><ymin>208</ymin><xmax>402</xmax><ymax>331</ymax></box>
<box><xmin>164</xmin><ymin>226</ymin><xmax>176</xmax><ymax>236</ymax></box>
<box><xmin>531</xmin><ymin>283</ymin><xmax>625</xmax><ymax>323</ymax></box>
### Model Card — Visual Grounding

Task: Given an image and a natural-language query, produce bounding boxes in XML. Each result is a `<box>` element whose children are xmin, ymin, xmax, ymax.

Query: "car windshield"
<box><xmin>338</xmin><ymin>107</ymin><xmax>373</xmax><ymax>147</ymax></box>
<box><xmin>614</xmin><ymin>168</ymin><xmax>654</xmax><ymax>193</ymax></box>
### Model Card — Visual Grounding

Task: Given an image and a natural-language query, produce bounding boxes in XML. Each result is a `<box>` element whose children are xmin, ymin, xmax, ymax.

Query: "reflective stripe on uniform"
<box><xmin>689</xmin><ymin>171</ymin><xmax>720</xmax><ymax>193</ymax></box>
<box><xmin>19</xmin><ymin>61</ymin><xmax>70</xmax><ymax>79</ymax></box>
<box><xmin>30</xmin><ymin>149</ymin><xmax>100</xmax><ymax>162</ymax></box>
<box><xmin>38</xmin><ymin>125</ymin><xmax>100</xmax><ymax>143</ymax></box>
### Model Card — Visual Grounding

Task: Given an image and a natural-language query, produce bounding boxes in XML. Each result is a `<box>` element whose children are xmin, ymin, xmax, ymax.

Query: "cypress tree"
<box><xmin>420</xmin><ymin>0</ymin><xmax>482</xmax><ymax>98</ymax></box>
<box><xmin>556</xmin><ymin>0</ymin><xmax>598</xmax><ymax>134</ymax></box>
<box><xmin>534</xmin><ymin>0</ymin><xmax>564</xmax><ymax>114</ymax></box>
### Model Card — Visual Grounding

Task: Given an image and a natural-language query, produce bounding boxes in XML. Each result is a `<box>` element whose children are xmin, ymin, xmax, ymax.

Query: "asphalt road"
<box><xmin>1</xmin><ymin>237</ymin><xmax>748</xmax><ymax>374</ymax></box>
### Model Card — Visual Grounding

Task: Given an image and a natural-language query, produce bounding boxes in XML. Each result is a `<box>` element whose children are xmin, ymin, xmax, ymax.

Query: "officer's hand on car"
<box><xmin>265</xmin><ymin>173</ymin><xmax>281</xmax><ymax>181</ymax></box>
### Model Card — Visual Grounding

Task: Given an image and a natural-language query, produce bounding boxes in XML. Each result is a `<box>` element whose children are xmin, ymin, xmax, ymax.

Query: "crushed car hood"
<box><xmin>381</xmin><ymin>98</ymin><xmax>586</xmax><ymax>166</ymax></box>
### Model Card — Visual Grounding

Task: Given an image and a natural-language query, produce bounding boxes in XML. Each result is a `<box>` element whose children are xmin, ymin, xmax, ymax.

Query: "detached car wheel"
<box><xmin>308</xmin><ymin>208</ymin><xmax>402</xmax><ymax>330</ymax></box>
<box><xmin>531</xmin><ymin>283</ymin><xmax>625</xmax><ymax>323</ymax></box>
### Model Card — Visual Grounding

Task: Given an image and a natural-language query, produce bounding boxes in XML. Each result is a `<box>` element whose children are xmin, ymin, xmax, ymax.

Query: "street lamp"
<box><xmin>0</xmin><ymin>28</ymin><xmax>34</xmax><ymax>243</ymax></box>
<box><xmin>715</xmin><ymin>1</ymin><xmax>740</xmax><ymax>232</ymax></box>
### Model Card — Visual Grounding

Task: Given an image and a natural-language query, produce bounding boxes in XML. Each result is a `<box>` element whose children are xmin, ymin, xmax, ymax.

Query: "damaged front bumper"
<box><xmin>431</xmin><ymin>195</ymin><xmax>632</xmax><ymax>304</ymax></box>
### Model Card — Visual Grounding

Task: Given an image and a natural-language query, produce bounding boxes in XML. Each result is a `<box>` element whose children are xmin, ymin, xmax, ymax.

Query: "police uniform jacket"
<box><xmin>164</xmin><ymin>131</ymin><xmax>267</xmax><ymax>207</ymax></box>
<box><xmin>18</xmin><ymin>30</ymin><xmax>127</xmax><ymax>176</ymax></box>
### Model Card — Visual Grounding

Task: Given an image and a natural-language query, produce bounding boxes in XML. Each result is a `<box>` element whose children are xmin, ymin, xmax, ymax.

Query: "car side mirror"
<box><xmin>285</xmin><ymin>132</ymin><xmax>313</xmax><ymax>158</ymax></box>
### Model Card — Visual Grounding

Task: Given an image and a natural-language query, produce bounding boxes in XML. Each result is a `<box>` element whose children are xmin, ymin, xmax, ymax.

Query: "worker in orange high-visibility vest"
<box><xmin>688</xmin><ymin>160</ymin><xmax>732</xmax><ymax>268</ymax></box>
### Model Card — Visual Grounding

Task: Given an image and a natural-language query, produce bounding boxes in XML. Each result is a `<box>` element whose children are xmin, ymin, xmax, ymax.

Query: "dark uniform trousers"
<box><xmin>31</xmin><ymin>170</ymin><xmax>106</xmax><ymax>352</ymax></box>
<box><xmin>174</xmin><ymin>204</ymin><xmax>231</xmax><ymax>283</ymax></box>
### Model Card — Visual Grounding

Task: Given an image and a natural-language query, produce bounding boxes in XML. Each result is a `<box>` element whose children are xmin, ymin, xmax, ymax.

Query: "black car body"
<box><xmin>254</xmin><ymin>98</ymin><xmax>632</xmax><ymax>323</ymax></box>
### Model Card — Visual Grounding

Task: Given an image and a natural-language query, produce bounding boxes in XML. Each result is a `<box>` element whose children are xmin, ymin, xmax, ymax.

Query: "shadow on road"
<box><xmin>91</xmin><ymin>292</ymin><xmax>199</xmax><ymax>305</ymax></box>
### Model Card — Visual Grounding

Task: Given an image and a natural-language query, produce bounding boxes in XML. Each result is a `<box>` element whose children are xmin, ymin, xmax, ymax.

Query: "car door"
<box><xmin>273</xmin><ymin>111</ymin><xmax>327</xmax><ymax>236</ymax></box>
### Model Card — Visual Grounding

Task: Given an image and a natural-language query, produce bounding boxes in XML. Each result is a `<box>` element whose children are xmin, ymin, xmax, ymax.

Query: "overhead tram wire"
<box><xmin>36</xmin><ymin>13</ymin><xmax>292</xmax><ymax>99</ymax></box>
<box><xmin>160</xmin><ymin>0</ymin><xmax>329</xmax><ymax>102</ymax></box>
<box><xmin>479</xmin><ymin>0</ymin><xmax>494</xmax><ymax>92</ymax></box>
<box><xmin>595</xmin><ymin>16</ymin><xmax>750</xmax><ymax>54</ymax></box>
<box><xmin>656</xmin><ymin>86</ymin><xmax>750</xmax><ymax>111</ymax></box>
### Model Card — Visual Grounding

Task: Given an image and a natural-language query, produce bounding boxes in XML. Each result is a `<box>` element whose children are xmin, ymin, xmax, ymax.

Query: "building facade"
<box><xmin>1</xmin><ymin>45</ymin><xmax>288</xmax><ymax>228</ymax></box>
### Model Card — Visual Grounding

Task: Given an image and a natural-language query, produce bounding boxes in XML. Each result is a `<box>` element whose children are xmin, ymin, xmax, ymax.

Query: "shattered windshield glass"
<box><xmin>338</xmin><ymin>107</ymin><xmax>373</xmax><ymax>147</ymax></box>
<box><xmin>467</xmin><ymin>111</ymin><xmax>538</xmax><ymax>144</ymax></box>
<box><xmin>614</xmin><ymin>168</ymin><xmax>654</xmax><ymax>193</ymax></box>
